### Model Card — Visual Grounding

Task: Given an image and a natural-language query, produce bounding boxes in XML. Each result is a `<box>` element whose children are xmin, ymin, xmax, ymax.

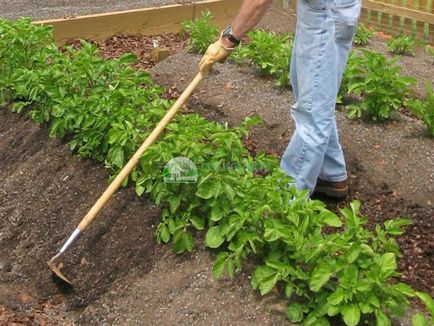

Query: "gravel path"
<box><xmin>0</xmin><ymin>0</ymin><xmax>194</xmax><ymax>21</ymax></box>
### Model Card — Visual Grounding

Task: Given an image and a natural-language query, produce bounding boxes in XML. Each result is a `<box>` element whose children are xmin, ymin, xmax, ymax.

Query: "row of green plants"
<box><xmin>1</xmin><ymin>18</ymin><xmax>433</xmax><ymax>325</ymax></box>
<box><xmin>354</xmin><ymin>25</ymin><xmax>415</xmax><ymax>57</ymax></box>
<box><xmin>354</xmin><ymin>23</ymin><xmax>434</xmax><ymax>60</ymax></box>
<box><xmin>182</xmin><ymin>12</ymin><xmax>433</xmax><ymax>135</ymax></box>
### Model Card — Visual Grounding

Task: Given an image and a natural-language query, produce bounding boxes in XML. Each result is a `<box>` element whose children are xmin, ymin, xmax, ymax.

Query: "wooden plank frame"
<box><xmin>33</xmin><ymin>0</ymin><xmax>433</xmax><ymax>44</ymax></box>
<box><xmin>34</xmin><ymin>0</ymin><xmax>242</xmax><ymax>45</ymax></box>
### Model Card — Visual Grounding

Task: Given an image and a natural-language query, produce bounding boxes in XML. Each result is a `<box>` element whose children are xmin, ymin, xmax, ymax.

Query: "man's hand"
<box><xmin>199</xmin><ymin>32</ymin><xmax>235</xmax><ymax>75</ymax></box>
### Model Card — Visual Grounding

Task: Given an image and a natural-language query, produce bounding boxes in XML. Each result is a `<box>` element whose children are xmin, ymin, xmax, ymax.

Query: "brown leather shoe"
<box><xmin>314</xmin><ymin>179</ymin><xmax>348</xmax><ymax>199</ymax></box>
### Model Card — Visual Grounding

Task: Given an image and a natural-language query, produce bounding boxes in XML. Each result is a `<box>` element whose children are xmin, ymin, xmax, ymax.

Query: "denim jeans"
<box><xmin>280</xmin><ymin>0</ymin><xmax>361</xmax><ymax>194</ymax></box>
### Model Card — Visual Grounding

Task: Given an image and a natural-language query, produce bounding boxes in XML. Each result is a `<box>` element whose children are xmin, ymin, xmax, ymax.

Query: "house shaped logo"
<box><xmin>163</xmin><ymin>156</ymin><xmax>198</xmax><ymax>183</ymax></box>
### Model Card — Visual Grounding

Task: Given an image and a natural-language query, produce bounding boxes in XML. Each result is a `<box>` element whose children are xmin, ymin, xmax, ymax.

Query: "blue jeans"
<box><xmin>280</xmin><ymin>0</ymin><xmax>361</xmax><ymax>194</ymax></box>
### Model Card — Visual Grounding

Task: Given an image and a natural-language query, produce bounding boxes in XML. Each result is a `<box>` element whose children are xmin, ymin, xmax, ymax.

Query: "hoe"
<box><xmin>48</xmin><ymin>71</ymin><xmax>205</xmax><ymax>285</ymax></box>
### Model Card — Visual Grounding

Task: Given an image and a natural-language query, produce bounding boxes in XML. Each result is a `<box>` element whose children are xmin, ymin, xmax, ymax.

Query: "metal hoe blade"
<box><xmin>48</xmin><ymin>227</ymin><xmax>81</xmax><ymax>285</ymax></box>
<box><xmin>48</xmin><ymin>254</ymin><xmax>72</xmax><ymax>285</ymax></box>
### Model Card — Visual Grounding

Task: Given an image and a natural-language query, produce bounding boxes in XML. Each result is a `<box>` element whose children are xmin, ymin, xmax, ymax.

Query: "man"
<box><xmin>199</xmin><ymin>0</ymin><xmax>361</xmax><ymax>199</ymax></box>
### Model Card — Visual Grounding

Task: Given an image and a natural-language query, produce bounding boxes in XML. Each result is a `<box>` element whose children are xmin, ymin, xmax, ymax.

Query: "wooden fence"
<box><xmin>273</xmin><ymin>0</ymin><xmax>434</xmax><ymax>44</ymax></box>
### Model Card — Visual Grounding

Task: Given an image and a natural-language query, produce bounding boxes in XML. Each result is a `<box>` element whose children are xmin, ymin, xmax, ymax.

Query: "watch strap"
<box><xmin>223</xmin><ymin>26</ymin><xmax>240</xmax><ymax>46</ymax></box>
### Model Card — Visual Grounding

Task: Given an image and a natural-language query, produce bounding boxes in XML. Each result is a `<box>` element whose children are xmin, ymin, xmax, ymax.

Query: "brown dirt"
<box><xmin>1</xmin><ymin>4</ymin><xmax>433</xmax><ymax>325</ymax></box>
<box><xmin>66</xmin><ymin>32</ymin><xmax>188</xmax><ymax>71</ymax></box>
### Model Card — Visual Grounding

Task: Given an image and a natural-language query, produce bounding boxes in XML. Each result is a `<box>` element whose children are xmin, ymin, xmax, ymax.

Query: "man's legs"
<box><xmin>319</xmin><ymin>0</ymin><xmax>361</xmax><ymax>183</ymax></box>
<box><xmin>280</xmin><ymin>0</ymin><xmax>360</xmax><ymax>195</ymax></box>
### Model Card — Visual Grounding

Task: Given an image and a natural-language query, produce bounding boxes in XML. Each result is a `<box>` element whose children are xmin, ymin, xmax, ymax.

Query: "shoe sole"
<box><xmin>314</xmin><ymin>185</ymin><xmax>349</xmax><ymax>199</ymax></box>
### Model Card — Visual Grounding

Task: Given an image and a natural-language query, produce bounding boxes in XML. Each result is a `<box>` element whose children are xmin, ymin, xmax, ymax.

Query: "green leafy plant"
<box><xmin>353</xmin><ymin>23</ymin><xmax>373</xmax><ymax>46</ymax></box>
<box><xmin>2</xmin><ymin>18</ymin><xmax>433</xmax><ymax>326</ymax></box>
<box><xmin>405</xmin><ymin>83</ymin><xmax>434</xmax><ymax>136</ymax></box>
<box><xmin>236</xmin><ymin>29</ymin><xmax>293</xmax><ymax>87</ymax></box>
<box><xmin>338</xmin><ymin>50</ymin><xmax>364</xmax><ymax>104</ymax></box>
<box><xmin>345</xmin><ymin>50</ymin><xmax>416</xmax><ymax>121</ymax></box>
<box><xmin>250</xmin><ymin>202</ymin><xmax>428</xmax><ymax>325</ymax></box>
<box><xmin>387</xmin><ymin>36</ymin><xmax>415</xmax><ymax>56</ymax></box>
<box><xmin>181</xmin><ymin>10</ymin><xmax>219</xmax><ymax>54</ymax></box>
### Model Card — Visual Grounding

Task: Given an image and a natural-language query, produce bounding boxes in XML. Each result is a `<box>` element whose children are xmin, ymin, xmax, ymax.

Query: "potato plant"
<box><xmin>406</xmin><ymin>83</ymin><xmax>434</xmax><ymax>136</ymax></box>
<box><xmin>235</xmin><ymin>29</ymin><xmax>293</xmax><ymax>87</ymax></box>
<box><xmin>353</xmin><ymin>23</ymin><xmax>373</xmax><ymax>46</ymax></box>
<box><xmin>1</xmin><ymin>18</ymin><xmax>433</xmax><ymax>326</ymax></box>
<box><xmin>181</xmin><ymin>10</ymin><xmax>219</xmax><ymax>54</ymax></box>
<box><xmin>345</xmin><ymin>50</ymin><xmax>416</xmax><ymax>121</ymax></box>
<box><xmin>387</xmin><ymin>36</ymin><xmax>415</xmax><ymax>56</ymax></box>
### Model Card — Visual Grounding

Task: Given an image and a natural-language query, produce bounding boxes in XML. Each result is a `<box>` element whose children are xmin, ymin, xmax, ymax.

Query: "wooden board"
<box><xmin>363</xmin><ymin>0</ymin><xmax>434</xmax><ymax>24</ymax></box>
<box><xmin>194</xmin><ymin>0</ymin><xmax>243</xmax><ymax>27</ymax></box>
<box><xmin>33</xmin><ymin>0</ymin><xmax>242</xmax><ymax>45</ymax></box>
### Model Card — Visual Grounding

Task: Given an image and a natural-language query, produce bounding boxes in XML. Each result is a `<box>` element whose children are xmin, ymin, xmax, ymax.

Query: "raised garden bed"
<box><xmin>0</xmin><ymin>5</ymin><xmax>433</xmax><ymax>326</ymax></box>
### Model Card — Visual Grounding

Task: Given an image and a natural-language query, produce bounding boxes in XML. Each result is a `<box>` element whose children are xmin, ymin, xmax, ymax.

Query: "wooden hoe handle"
<box><xmin>77</xmin><ymin>72</ymin><xmax>205</xmax><ymax>231</ymax></box>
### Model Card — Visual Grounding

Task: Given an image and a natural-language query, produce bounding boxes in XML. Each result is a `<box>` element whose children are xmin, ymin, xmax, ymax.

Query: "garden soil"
<box><xmin>1</xmin><ymin>5</ymin><xmax>433</xmax><ymax>326</ymax></box>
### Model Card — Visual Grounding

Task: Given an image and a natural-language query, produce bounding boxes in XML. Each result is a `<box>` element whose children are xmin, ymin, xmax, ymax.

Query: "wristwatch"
<box><xmin>223</xmin><ymin>25</ymin><xmax>240</xmax><ymax>46</ymax></box>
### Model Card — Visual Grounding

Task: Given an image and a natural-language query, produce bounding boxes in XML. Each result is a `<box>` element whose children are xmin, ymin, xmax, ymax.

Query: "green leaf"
<box><xmin>284</xmin><ymin>282</ymin><xmax>293</xmax><ymax>299</ymax></box>
<box><xmin>384</xmin><ymin>218</ymin><xmax>412</xmax><ymax>235</ymax></box>
<box><xmin>321</xmin><ymin>211</ymin><xmax>343</xmax><ymax>227</ymax></box>
<box><xmin>182</xmin><ymin>231</ymin><xmax>194</xmax><ymax>251</ymax></box>
<box><xmin>347</xmin><ymin>242</ymin><xmax>361</xmax><ymax>263</ymax></box>
<box><xmin>223</xmin><ymin>182</ymin><xmax>236</xmax><ymax>200</ymax></box>
<box><xmin>350</xmin><ymin>200</ymin><xmax>361</xmax><ymax>216</ymax></box>
<box><xmin>360</xmin><ymin>244</ymin><xmax>374</xmax><ymax>256</ymax></box>
<box><xmin>119</xmin><ymin>53</ymin><xmax>137</xmax><ymax>65</ymax></box>
<box><xmin>359</xmin><ymin>302</ymin><xmax>374</xmax><ymax>314</ymax></box>
<box><xmin>189</xmin><ymin>215</ymin><xmax>205</xmax><ymax>230</ymax></box>
<box><xmin>167</xmin><ymin>194</ymin><xmax>181</xmax><ymax>213</ymax></box>
<box><xmin>328</xmin><ymin>288</ymin><xmax>345</xmax><ymax>305</ymax></box>
<box><xmin>368</xmin><ymin>293</ymin><xmax>380</xmax><ymax>308</ymax></box>
<box><xmin>309</xmin><ymin>262</ymin><xmax>333</xmax><ymax>292</ymax></box>
<box><xmin>205</xmin><ymin>226</ymin><xmax>225</xmax><ymax>248</ymax></box>
<box><xmin>380</xmin><ymin>253</ymin><xmax>396</xmax><ymax>278</ymax></box>
<box><xmin>168</xmin><ymin>218</ymin><xmax>176</xmax><ymax>234</ymax></box>
<box><xmin>159</xmin><ymin>224</ymin><xmax>170</xmax><ymax>243</ymax></box>
<box><xmin>213</xmin><ymin>252</ymin><xmax>228</xmax><ymax>279</ymax></box>
<box><xmin>251</xmin><ymin>265</ymin><xmax>275</xmax><ymax>289</ymax></box>
<box><xmin>285</xmin><ymin>303</ymin><xmax>304</xmax><ymax>323</ymax></box>
<box><xmin>259</xmin><ymin>272</ymin><xmax>279</xmax><ymax>295</ymax></box>
<box><xmin>415</xmin><ymin>292</ymin><xmax>434</xmax><ymax>316</ymax></box>
<box><xmin>412</xmin><ymin>313</ymin><xmax>428</xmax><ymax>326</ymax></box>
<box><xmin>341</xmin><ymin>303</ymin><xmax>361</xmax><ymax>326</ymax></box>
<box><xmin>195</xmin><ymin>175</ymin><xmax>215</xmax><ymax>199</ymax></box>
<box><xmin>135</xmin><ymin>184</ymin><xmax>145</xmax><ymax>197</ymax></box>
<box><xmin>375</xmin><ymin>309</ymin><xmax>391</xmax><ymax>326</ymax></box>
<box><xmin>327</xmin><ymin>305</ymin><xmax>340</xmax><ymax>317</ymax></box>
<box><xmin>226</xmin><ymin>259</ymin><xmax>234</xmax><ymax>278</ymax></box>
<box><xmin>243</xmin><ymin>115</ymin><xmax>263</xmax><ymax>128</ymax></box>
<box><xmin>210</xmin><ymin>205</ymin><xmax>224</xmax><ymax>222</ymax></box>
<box><xmin>391</xmin><ymin>283</ymin><xmax>415</xmax><ymax>297</ymax></box>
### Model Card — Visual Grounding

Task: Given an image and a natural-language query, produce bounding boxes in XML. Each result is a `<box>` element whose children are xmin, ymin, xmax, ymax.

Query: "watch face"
<box><xmin>223</xmin><ymin>26</ymin><xmax>239</xmax><ymax>45</ymax></box>
<box><xmin>224</xmin><ymin>26</ymin><xmax>232</xmax><ymax>37</ymax></box>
